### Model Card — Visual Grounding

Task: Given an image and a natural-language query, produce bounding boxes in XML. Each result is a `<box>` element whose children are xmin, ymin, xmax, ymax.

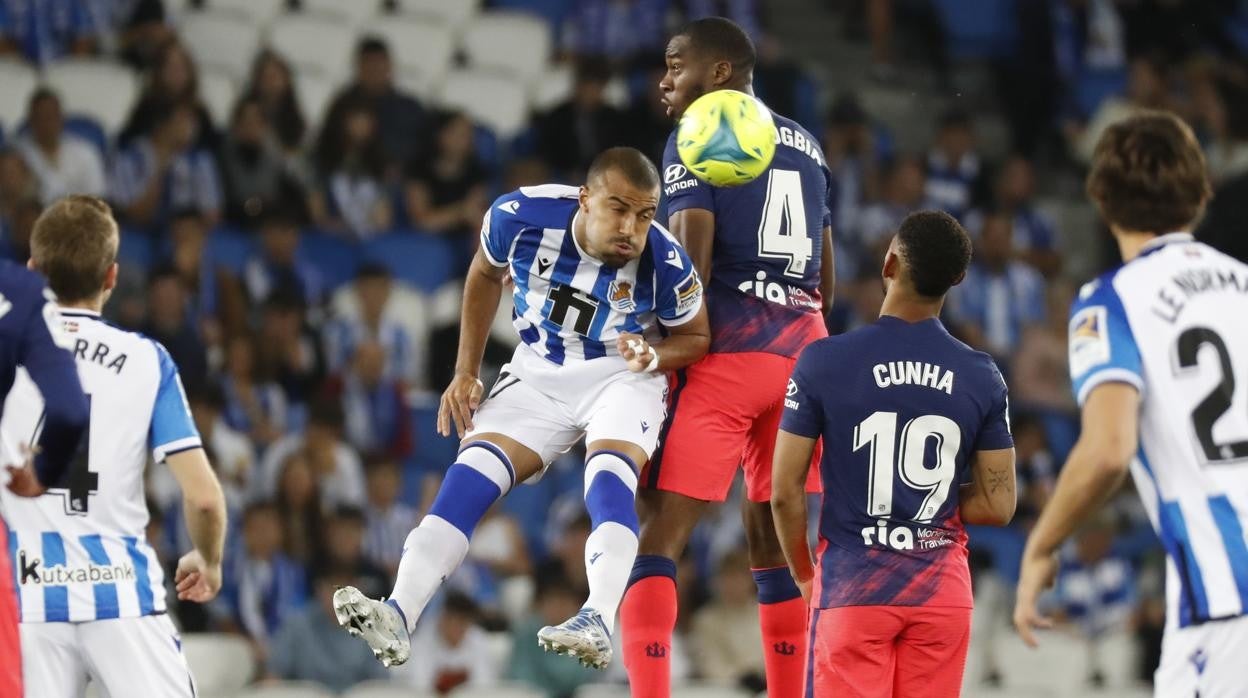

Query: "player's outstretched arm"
<box><xmin>668</xmin><ymin>209</ymin><xmax>716</xmax><ymax>287</ymax></box>
<box><xmin>617</xmin><ymin>305</ymin><xmax>710</xmax><ymax>373</ymax></box>
<box><xmin>167</xmin><ymin>447</ymin><xmax>227</xmax><ymax>603</ymax></box>
<box><xmin>439</xmin><ymin>248</ymin><xmax>509</xmax><ymax>438</ymax></box>
<box><xmin>1014</xmin><ymin>382</ymin><xmax>1140</xmax><ymax>647</ymax></box>
<box><xmin>771</xmin><ymin>429</ymin><xmax>818</xmax><ymax>602</ymax></box>
<box><xmin>959</xmin><ymin>448</ymin><xmax>1017</xmax><ymax>526</ymax></box>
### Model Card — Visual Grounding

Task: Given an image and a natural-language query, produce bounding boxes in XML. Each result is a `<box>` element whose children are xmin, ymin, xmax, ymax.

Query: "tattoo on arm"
<box><xmin>986</xmin><ymin>466</ymin><xmax>1013</xmax><ymax>495</ymax></box>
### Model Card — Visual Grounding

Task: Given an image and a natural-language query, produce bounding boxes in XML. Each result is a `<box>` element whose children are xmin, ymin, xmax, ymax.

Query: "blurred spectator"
<box><xmin>256</xmin><ymin>290</ymin><xmax>325</xmax><ymax>409</ymax></box>
<box><xmin>361</xmin><ymin>455</ymin><xmax>419</xmax><ymax>578</ymax></box>
<box><xmin>119</xmin><ymin>38</ymin><xmax>217</xmax><ymax>151</ymax></box>
<box><xmin>111</xmin><ymin>100</ymin><xmax>222</xmax><ymax>231</ymax></box>
<box><xmin>15</xmin><ymin>88</ymin><xmax>106</xmax><ymax>204</ymax></box>
<box><xmin>258</xmin><ymin>398</ymin><xmax>367</xmax><ymax>510</ymax></box>
<box><xmin>508</xmin><ymin>569</ymin><xmax>599</xmax><ymax>698</ymax></box>
<box><xmin>0</xmin><ymin>0</ymin><xmax>98</xmax><ymax>64</ymax></box>
<box><xmin>1202</xmin><ymin>69</ymin><xmax>1248</xmax><ymax>184</ymax></box>
<box><xmin>221</xmin><ymin>334</ymin><xmax>289</xmax><ymax>449</ymax></box>
<box><xmin>1013</xmin><ymin>414</ymin><xmax>1057</xmax><ymax>530</ymax></box>
<box><xmin>220</xmin><ymin>96</ymin><xmax>308</xmax><ymax>230</ymax></box>
<box><xmin>0</xmin><ymin>196</ymin><xmax>39</xmax><ymax>263</ymax></box>
<box><xmin>324</xmin><ymin>340</ymin><xmax>412</xmax><ymax>459</ymax></box>
<box><xmin>273</xmin><ymin>451</ymin><xmax>323</xmax><ymax>563</ymax></box>
<box><xmin>329</xmin><ymin>36</ymin><xmax>428</xmax><ymax>170</ymax></box>
<box><xmin>187</xmin><ymin>383</ymin><xmax>254</xmax><ymax>513</ymax></box>
<box><xmin>1198</xmin><ymin>170</ymin><xmax>1248</xmax><ymax>264</ymax></box>
<box><xmin>314</xmin><ymin>506</ymin><xmax>390</xmax><ymax>600</ymax></box>
<box><xmin>691</xmin><ymin>549</ymin><xmax>764</xmax><ymax>691</ymax></box>
<box><xmin>683</xmin><ymin>0</ymin><xmax>764</xmax><ymax>42</ymax></box>
<box><xmin>562</xmin><ymin>0</ymin><xmax>668</xmax><ymax>69</ymax></box>
<box><xmin>752</xmin><ymin>35</ymin><xmax>819</xmax><ymax>132</ymax></box>
<box><xmin>858</xmin><ymin>0</ymin><xmax>948</xmax><ymax>84</ymax></box>
<box><xmin>964</xmin><ymin>155</ymin><xmax>1061</xmax><ymax>277</ymax></box>
<box><xmin>244</xmin><ymin>50</ymin><xmax>308</xmax><ymax>156</ymax></box>
<box><xmin>925</xmin><ymin>108</ymin><xmax>982</xmax><ymax>221</ymax></box>
<box><xmin>310</xmin><ymin>95</ymin><xmax>393</xmax><ymax>239</ymax></box>
<box><xmin>822</xmin><ymin>94</ymin><xmax>884</xmax><ymax>247</ymax></box>
<box><xmin>142</xmin><ymin>263</ymin><xmax>208</xmax><ymax>386</ymax></box>
<box><xmin>1011</xmin><ymin>281</ymin><xmax>1078</xmax><ymax>413</ymax></box>
<box><xmin>1069</xmin><ymin>55</ymin><xmax>1172</xmax><ymax>164</ymax></box>
<box><xmin>946</xmin><ymin>211</ymin><xmax>1046</xmax><ymax>364</ymax></box>
<box><xmin>267</xmin><ymin>564</ymin><xmax>387</xmax><ymax>692</ymax></box>
<box><xmin>853</xmin><ymin>155</ymin><xmax>928</xmax><ymax>263</ymax></box>
<box><xmin>325</xmin><ymin>262</ymin><xmax>428</xmax><ymax>388</ymax></box>
<box><xmin>622</xmin><ymin>60</ymin><xmax>674</xmax><ymax>165</ymax></box>
<box><xmin>404</xmin><ymin>110</ymin><xmax>488</xmax><ymax>238</ymax></box>
<box><xmin>167</xmin><ymin>210</ymin><xmax>234</xmax><ymax>345</ymax></box>
<box><xmin>536</xmin><ymin>57</ymin><xmax>627</xmax><ymax>181</ymax></box>
<box><xmin>399</xmin><ymin>591</ymin><xmax>500</xmax><ymax>694</ymax></box>
<box><xmin>504</xmin><ymin>158</ymin><xmax>553</xmax><ymax>192</ymax></box>
<box><xmin>0</xmin><ymin>148</ymin><xmax>39</xmax><ymax>257</ymax></box>
<box><xmin>89</xmin><ymin>0</ymin><xmax>173</xmax><ymax>69</ymax></box>
<box><xmin>467</xmin><ymin>507</ymin><xmax>533</xmax><ymax>606</ymax></box>
<box><xmin>242</xmin><ymin>210</ymin><xmax>326</xmax><ymax>308</ymax></box>
<box><xmin>221</xmin><ymin>501</ymin><xmax>309</xmax><ymax>650</ymax></box>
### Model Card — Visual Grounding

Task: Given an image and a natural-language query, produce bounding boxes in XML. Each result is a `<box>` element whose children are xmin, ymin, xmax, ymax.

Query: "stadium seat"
<box><xmin>293</xmin><ymin>71</ymin><xmax>338</xmax><ymax>133</ymax></box>
<box><xmin>931</xmin><ymin>0</ymin><xmax>1019</xmax><ymax>60</ymax></box>
<box><xmin>435</xmin><ymin>68</ymin><xmax>531</xmax><ymax>140</ymax></box>
<box><xmin>392</xmin><ymin>0</ymin><xmax>481</xmax><ymax>30</ymax></box>
<box><xmin>64</xmin><ymin>115</ymin><xmax>109</xmax><ymax>157</ymax></box>
<box><xmin>361</xmin><ymin>233</ymin><xmax>458</xmax><ymax>294</ymax></box>
<box><xmin>182</xmin><ymin>633</ymin><xmax>256</xmax><ymax>697</ymax></box>
<box><xmin>43</xmin><ymin>59</ymin><xmax>138</xmax><ymax>135</ymax></box>
<box><xmin>179</xmin><ymin>10</ymin><xmax>261</xmax><ymax>83</ymax></box>
<box><xmin>235</xmin><ymin>681</ymin><xmax>336</xmax><ymax>698</ymax></box>
<box><xmin>302</xmin><ymin>0</ymin><xmax>383</xmax><ymax>26</ymax></box>
<box><xmin>0</xmin><ymin>59</ymin><xmax>37</xmax><ymax>133</ymax></box>
<box><xmin>361</xmin><ymin>16</ymin><xmax>454</xmax><ymax>97</ymax></box>
<box><xmin>530</xmin><ymin>62</ymin><xmax>572</xmax><ymax>111</ymax></box>
<box><xmin>461</xmin><ymin>11</ymin><xmax>552</xmax><ymax>84</ymax></box>
<box><xmin>299</xmin><ymin>231</ymin><xmax>361</xmax><ymax>290</ymax></box>
<box><xmin>199</xmin><ymin>70</ymin><xmax>238</xmax><ymax>129</ymax></box>
<box><xmin>345</xmin><ymin>680</ymin><xmax>436</xmax><ymax>698</ymax></box>
<box><xmin>450</xmin><ymin>683</ymin><xmax>545</xmax><ymax>698</ymax></box>
<box><xmin>205</xmin><ymin>226</ymin><xmax>256</xmax><ymax>275</ymax></box>
<box><xmin>492</xmin><ymin>0</ymin><xmax>576</xmax><ymax>34</ymax></box>
<box><xmin>205</xmin><ymin>0</ymin><xmax>286</xmax><ymax>26</ymax></box>
<box><xmin>116</xmin><ymin>230</ymin><xmax>155</xmax><ymax>272</ymax></box>
<box><xmin>268</xmin><ymin>13</ymin><xmax>358</xmax><ymax>82</ymax></box>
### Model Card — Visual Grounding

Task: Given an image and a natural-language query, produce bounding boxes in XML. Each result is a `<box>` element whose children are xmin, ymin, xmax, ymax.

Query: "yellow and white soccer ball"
<box><xmin>676</xmin><ymin>89</ymin><xmax>777</xmax><ymax>187</ymax></box>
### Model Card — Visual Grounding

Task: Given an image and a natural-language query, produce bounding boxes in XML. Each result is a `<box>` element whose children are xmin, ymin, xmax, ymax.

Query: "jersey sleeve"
<box><xmin>149</xmin><ymin>341</ymin><xmax>202</xmax><ymax>462</ymax></box>
<box><xmin>479</xmin><ymin>193</ymin><xmax>523</xmax><ymax>267</ymax></box>
<box><xmin>17</xmin><ymin>285</ymin><xmax>89</xmax><ymax>486</ymax></box>
<box><xmin>661</xmin><ymin>133</ymin><xmax>715</xmax><ymax>217</ymax></box>
<box><xmin>779</xmin><ymin>345</ymin><xmax>825</xmax><ymax>438</ymax></box>
<box><xmin>652</xmin><ymin>235</ymin><xmax>704</xmax><ymax>326</ymax></box>
<box><xmin>1068</xmin><ymin>276</ymin><xmax>1143</xmax><ymax>406</ymax></box>
<box><xmin>975</xmin><ymin>361</ymin><xmax>1014</xmax><ymax>451</ymax></box>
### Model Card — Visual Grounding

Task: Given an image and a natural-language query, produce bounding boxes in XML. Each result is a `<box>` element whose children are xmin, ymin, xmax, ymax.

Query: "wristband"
<box><xmin>645</xmin><ymin>348</ymin><xmax>660</xmax><ymax>372</ymax></box>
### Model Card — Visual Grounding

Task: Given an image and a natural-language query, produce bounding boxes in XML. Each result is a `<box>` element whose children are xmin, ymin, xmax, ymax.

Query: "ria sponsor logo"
<box><xmin>860</xmin><ymin>520</ymin><xmax>954</xmax><ymax>551</ymax></box>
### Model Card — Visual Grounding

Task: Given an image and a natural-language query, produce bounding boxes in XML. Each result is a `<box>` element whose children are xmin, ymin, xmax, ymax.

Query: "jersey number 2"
<box><xmin>30</xmin><ymin>393</ymin><xmax>99</xmax><ymax>515</ymax></box>
<box><xmin>1176</xmin><ymin>327</ymin><xmax>1248</xmax><ymax>463</ymax></box>
<box><xmin>854</xmin><ymin>411</ymin><xmax>961</xmax><ymax>523</ymax></box>
<box><xmin>756</xmin><ymin>169</ymin><xmax>813</xmax><ymax>278</ymax></box>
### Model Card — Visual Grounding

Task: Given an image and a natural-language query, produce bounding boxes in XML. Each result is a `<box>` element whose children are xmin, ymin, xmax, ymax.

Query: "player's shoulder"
<box><xmin>490</xmin><ymin>185</ymin><xmax>578</xmax><ymax>230</ymax></box>
<box><xmin>771</xmin><ymin>112</ymin><xmax>827</xmax><ymax>169</ymax></box>
<box><xmin>0</xmin><ymin>260</ymin><xmax>48</xmax><ymax>308</ymax></box>
<box><xmin>1073</xmin><ymin>267</ymin><xmax>1128</xmax><ymax>314</ymax></box>
<box><xmin>70</xmin><ymin>311</ymin><xmax>166</xmax><ymax>366</ymax></box>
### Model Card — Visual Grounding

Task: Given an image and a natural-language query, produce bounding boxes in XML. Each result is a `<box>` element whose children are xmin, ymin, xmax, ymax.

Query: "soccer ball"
<box><xmin>676</xmin><ymin>90</ymin><xmax>777</xmax><ymax>187</ymax></box>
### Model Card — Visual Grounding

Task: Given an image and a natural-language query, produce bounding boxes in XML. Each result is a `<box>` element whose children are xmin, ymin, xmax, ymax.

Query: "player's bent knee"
<box><xmin>584</xmin><ymin>451</ymin><xmax>639</xmax><ymax>533</ymax></box>
<box><xmin>457</xmin><ymin>442</ymin><xmax>517</xmax><ymax>495</ymax></box>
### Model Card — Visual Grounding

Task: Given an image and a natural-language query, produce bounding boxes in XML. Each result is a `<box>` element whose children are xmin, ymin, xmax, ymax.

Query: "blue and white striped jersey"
<box><xmin>481</xmin><ymin>184</ymin><xmax>702</xmax><ymax>365</ymax></box>
<box><xmin>0</xmin><ymin>310</ymin><xmax>201</xmax><ymax>623</ymax></box>
<box><xmin>1068</xmin><ymin>233</ymin><xmax>1248</xmax><ymax>629</ymax></box>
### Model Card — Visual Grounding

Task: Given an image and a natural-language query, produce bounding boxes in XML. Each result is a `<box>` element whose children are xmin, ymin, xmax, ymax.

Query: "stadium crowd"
<box><xmin>2</xmin><ymin>0</ymin><xmax>1248</xmax><ymax>695</ymax></box>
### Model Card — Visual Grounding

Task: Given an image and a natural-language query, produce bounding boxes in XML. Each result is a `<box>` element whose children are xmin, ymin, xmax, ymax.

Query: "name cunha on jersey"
<box><xmin>873</xmin><ymin>361</ymin><xmax>954</xmax><ymax>395</ymax></box>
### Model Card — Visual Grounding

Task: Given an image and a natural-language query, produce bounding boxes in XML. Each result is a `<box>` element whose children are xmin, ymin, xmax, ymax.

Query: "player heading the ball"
<box><xmin>334</xmin><ymin>147</ymin><xmax>710</xmax><ymax>671</ymax></box>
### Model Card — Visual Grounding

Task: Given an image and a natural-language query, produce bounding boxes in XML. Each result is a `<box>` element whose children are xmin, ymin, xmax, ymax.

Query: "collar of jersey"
<box><xmin>1137</xmin><ymin>231</ymin><xmax>1193</xmax><ymax>258</ymax></box>
<box><xmin>59</xmin><ymin>308</ymin><xmax>101</xmax><ymax>318</ymax></box>
<box><xmin>568</xmin><ymin>209</ymin><xmax>592</xmax><ymax>262</ymax></box>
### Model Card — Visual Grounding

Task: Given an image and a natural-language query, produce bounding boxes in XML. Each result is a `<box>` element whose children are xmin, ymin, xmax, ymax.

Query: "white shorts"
<box><xmin>465</xmin><ymin>345</ymin><xmax>668</xmax><ymax>468</ymax></box>
<box><xmin>20</xmin><ymin>614</ymin><xmax>195</xmax><ymax>698</ymax></box>
<box><xmin>1154</xmin><ymin>613</ymin><xmax>1248</xmax><ymax>697</ymax></box>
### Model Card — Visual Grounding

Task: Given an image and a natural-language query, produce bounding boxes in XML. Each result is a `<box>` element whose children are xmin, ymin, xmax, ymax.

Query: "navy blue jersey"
<box><xmin>781</xmin><ymin>316</ymin><xmax>1013</xmax><ymax>609</ymax></box>
<box><xmin>661</xmin><ymin>111</ymin><xmax>832</xmax><ymax>357</ymax></box>
<box><xmin>0</xmin><ymin>261</ymin><xmax>87</xmax><ymax>484</ymax></box>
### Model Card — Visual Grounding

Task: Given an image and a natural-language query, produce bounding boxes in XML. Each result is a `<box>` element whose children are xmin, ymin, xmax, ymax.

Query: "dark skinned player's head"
<box><xmin>578</xmin><ymin>147</ymin><xmax>661</xmax><ymax>269</ymax></box>
<box><xmin>882</xmin><ymin>210</ymin><xmax>972</xmax><ymax>303</ymax></box>
<box><xmin>659</xmin><ymin>17</ymin><xmax>755</xmax><ymax>120</ymax></box>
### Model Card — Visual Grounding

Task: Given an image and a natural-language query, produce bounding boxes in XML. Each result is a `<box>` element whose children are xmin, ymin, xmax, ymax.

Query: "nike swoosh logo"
<box><xmin>589</xmin><ymin>552</ymin><xmax>603</xmax><ymax>565</ymax></box>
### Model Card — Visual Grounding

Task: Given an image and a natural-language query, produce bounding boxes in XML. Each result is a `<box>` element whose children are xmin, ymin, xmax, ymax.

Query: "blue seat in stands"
<box><xmin>298</xmin><ymin>230</ymin><xmax>360</xmax><ymax>290</ymax></box>
<box><xmin>204</xmin><ymin>226</ymin><xmax>254</xmax><ymax>275</ymax></box>
<box><xmin>116</xmin><ymin>230</ymin><xmax>154</xmax><ymax>271</ymax></box>
<box><xmin>362</xmin><ymin>232</ymin><xmax>458</xmax><ymax>293</ymax></box>
<box><xmin>64</xmin><ymin>115</ymin><xmax>109</xmax><ymax>158</ymax></box>
<box><xmin>932</xmin><ymin>0</ymin><xmax>1019</xmax><ymax>60</ymax></box>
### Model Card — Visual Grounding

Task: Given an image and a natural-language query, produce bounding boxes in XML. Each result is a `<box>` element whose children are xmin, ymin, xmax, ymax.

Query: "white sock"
<box><xmin>582</xmin><ymin>520</ymin><xmax>639</xmax><ymax>634</ymax></box>
<box><xmin>388</xmin><ymin>515</ymin><xmax>469</xmax><ymax>634</ymax></box>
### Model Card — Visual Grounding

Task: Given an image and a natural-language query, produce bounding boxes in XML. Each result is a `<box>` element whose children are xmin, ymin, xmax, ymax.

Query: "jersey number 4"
<box><xmin>756</xmin><ymin>169</ymin><xmax>813</xmax><ymax>278</ymax></box>
<box><xmin>1175</xmin><ymin>327</ymin><xmax>1248</xmax><ymax>464</ymax></box>
<box><xmin>854</xmin><ymin>411</ymin><xmax>961</xmax><ymax>524</ymax></box>
<box><xmin>30</xmin><ymin>393</ymin><xmax>99</xmax><ymax>515</ymax></box>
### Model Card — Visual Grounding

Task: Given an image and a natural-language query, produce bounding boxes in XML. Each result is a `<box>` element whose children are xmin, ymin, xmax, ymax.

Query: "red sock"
<box><xmin>754</xmin><ymin>566</ymin><xmax>809</xmax><ymax>698</ymax></box>
<box><xmin>620</xmin><ymin>558</ymin><xmax>678</xmax><ymax>698</ymax></box>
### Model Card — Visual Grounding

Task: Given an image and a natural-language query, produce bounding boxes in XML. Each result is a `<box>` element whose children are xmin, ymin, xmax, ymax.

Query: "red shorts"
<box><xmin>0</xmin><ymin>523</ymin><xmax>21</xmax><ymax>698</ymax></box>
<box><xmin>805</xmin><ymin>605</ymin><xmax>971</xmax><ymax>698</ymax></box>
<box><xmin>641</xmin><ymin>352</ymin><xmax>821</xmax><ymax>503</ymax></box>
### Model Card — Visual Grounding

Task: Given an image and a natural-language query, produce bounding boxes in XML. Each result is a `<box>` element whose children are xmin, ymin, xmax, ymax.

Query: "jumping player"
<box><xmin>0</xmin><ymin>196</ymin><xmax>227</xmax><ymax>697</ymax></box>
<box><xmin>0</xmin><ymin>258</ymin><xmax>89</xmax><ymax>698</ymax></box>
<box><xmin>1014</xmin><ymin>113</ymin><xmax>1248</xmax><ymax>697</ymax></box>
<box><xmin>619</xmin><ymin>18</ymin><xmax>834</xmax><ymax>697</ymax></box>
<box><xmin>773</xmin><ymin>210</ymin><xmax>1017</xmax><ymax>698</ymax></box>
<box><xmin>332</xmin><ymin>147</ymin><xmax>710</xmax><ymax>670</ymax></box>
